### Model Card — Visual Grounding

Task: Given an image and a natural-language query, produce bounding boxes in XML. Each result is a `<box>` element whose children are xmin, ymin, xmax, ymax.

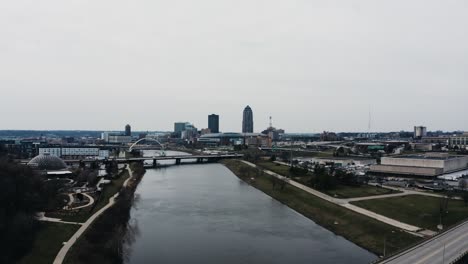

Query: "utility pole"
<box><xmin>442</xmin><ymin>243</ymin><xmax>445</xmax><ymax>264</ymax></box>
<box><xmin>290</xmin><ymin>138</ymin><xmax>293</xmax><ymax>169</ymax></box>
<box><xmin>383</xmin><ymin>235</ymin><xmax>386</xmax><ymax>257</ymax></box>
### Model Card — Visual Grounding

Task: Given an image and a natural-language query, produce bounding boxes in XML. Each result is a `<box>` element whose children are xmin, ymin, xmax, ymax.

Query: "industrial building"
<box><xmin>370</xmin><ymin>153</ymin><xmax>468</xmax><ymax>177</ymax></box>
<box><xmin>198</xmin><ymin>132</ymin><xmax>270</xmax><ymax>147</ymax></box>
<box><xmin>450</xmin><ymin>132</ymin><xmax>468</xmax><ymax>150</ymax></box>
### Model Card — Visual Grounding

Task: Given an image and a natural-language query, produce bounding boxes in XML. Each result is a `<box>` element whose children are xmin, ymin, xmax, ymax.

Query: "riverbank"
<box><xmin>221</xmin><ymin>159</ymin><xmax>421</xmax><ymax>256</ymax></box>
<box><xmin>61</xmin><ymin>162</ymin><xmax>146</xmax><ymax>264</ymax></box>
<box><xmin>17</xmin><ymin>222</ymin><xmax>80</xmax><ymax>264</ymax></box>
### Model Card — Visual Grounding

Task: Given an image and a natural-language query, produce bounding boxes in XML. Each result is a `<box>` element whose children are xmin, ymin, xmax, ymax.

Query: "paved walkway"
<box><xmin>242</xmin><ymin>161</ymin><xmax>423</xmax><ymax>233</ymax></box>
<box><xmin>273</xmin><ymin>161</ymin><xmax>448</xmax><ymax>201</ymax></box>
<box><xmin>68</xmin><ymin>193</ymin><xmax>95</xmax><ymax>210</ymax></box>
<box><xmin>65</xmin><ymin>194</ymin><xmax>74</xmax><ymax>209</ymax></box>
<box><xmin>53</xmin><ymin>167</ymin><xmax>134</xmax><ymax>264</ymax></box>
<box><xmin>37</xmin><ymin>213</ymin><xmax>83</xmax><ymax>226</ymax></box>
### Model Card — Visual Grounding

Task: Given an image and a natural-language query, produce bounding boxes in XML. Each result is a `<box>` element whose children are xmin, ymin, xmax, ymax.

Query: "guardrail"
<box><xmin>373</xmin><ymin>219</ymin><xmax>468</xmax><ymax>263</ymax></box>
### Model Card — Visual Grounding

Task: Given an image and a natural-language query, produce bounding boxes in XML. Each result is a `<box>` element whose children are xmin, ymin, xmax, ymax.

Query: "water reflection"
<box><xmin>123</xmin><ymin>156</ymin><xmax>376</xmax><ymax>264</ymax></box>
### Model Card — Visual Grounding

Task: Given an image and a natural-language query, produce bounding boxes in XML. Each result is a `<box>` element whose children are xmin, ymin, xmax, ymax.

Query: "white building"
<box><xmin>101</xmin><ymin>132</ymin><xmax>132</xmax><ymax>144</ymax></box>
<box><xmin>450</xmin><ymin>132</ymin><xmax>468</xmax><ymax>150</ymax></box>
<box><xmin>108</xmin><ymin>135</ymin><xmax>132</xmax><ymax>144</ymax></box>
<box><xmin>39</xmin><ymin>147</ymin><xmax>110</xmax><ymax>159</ymax></box>
<box><xmin>414</xmin><ymin>126</ymin><xmax>427</xmax><ymax>139</ymax></box>
<box><xmin>370</xmin><ymin>153</ymin><xmax>468</xmax><ymax>177</ymax></box>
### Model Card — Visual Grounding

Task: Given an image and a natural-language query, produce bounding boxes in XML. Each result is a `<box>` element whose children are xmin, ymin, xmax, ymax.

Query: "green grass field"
<box><xmin>256</xmin><ymin>161</ymin><xmax>398</xmax><ymax>199</ymax></box>
<box><xmin>18</xmin><ymin>222</ymin><xmax>79</xmax><ymax>264</ymax></box>
<box><xmin>325</xmin><ymin>185</ymin><xmax>397</xmax><ymax>199</ymax></box>
<box><xmin>352</xmin><ymin>195</ymin><xmax>468</xmax><ymax>231</ymax></box>
<box><xmin>222</xmin><ymin>160</ymin><xmax>422</xmax><ymax>256</ymax></box>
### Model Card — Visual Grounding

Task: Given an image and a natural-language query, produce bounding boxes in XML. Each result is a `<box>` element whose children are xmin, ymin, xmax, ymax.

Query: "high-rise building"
<box><xmin>208</xmin><ymin>114</ymin><xmax>219</xmax><ymax>133</ymax></box>
<box><xmin>414</xmin><ymin>126</ymin><xmax>427</xmax><ymax>139</ymax></box>
<box><xmin>174</xmin><ymin>122</ymin><xmax>188</xmax><ymax>134</ymax></box>
<box><xmin>125</xmin><ymin>124</ymin><xmax>131</xmax><ymax>136</ymax></box>
<box><xmin>242</xmin><ymin>105</ymin><xmax>254</xmax><ymax>133</ymax></box>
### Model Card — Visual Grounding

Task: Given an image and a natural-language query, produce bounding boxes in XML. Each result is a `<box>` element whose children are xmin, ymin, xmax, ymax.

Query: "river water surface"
<box><xmin>124</xmin><ymin>153</ymin><xmax>376</xmax><ymax>264</ymax></box>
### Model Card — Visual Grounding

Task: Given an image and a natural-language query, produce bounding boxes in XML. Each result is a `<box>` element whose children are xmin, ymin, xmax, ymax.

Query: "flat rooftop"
<box><xmin>317</xmin><ymin>157</ymin><xmax>375</xmax><ymax>161</ymax></box>
<box><xmin>391</xmin><ymin>154</ymin><xmax>462</xmax><ymax>160</ymax></box>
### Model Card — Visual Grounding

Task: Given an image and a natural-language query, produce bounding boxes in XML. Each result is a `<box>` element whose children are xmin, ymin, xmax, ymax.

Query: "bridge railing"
<box><xmin>373</xmin><ymin>218</ymin><xmax>468</xmax><ymax>263</ymax></box>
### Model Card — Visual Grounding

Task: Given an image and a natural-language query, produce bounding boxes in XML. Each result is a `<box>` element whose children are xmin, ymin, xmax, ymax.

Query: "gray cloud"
<box><xmin>1</xmin><ymin>0</ymin><xmax>467</xmax><ymax>132</ymax></box>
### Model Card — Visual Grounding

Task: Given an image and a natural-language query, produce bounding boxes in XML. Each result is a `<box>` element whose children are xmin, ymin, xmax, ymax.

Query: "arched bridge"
<box><xmin>129</xmin><ymin>138</ymin><xmax>165</xmax><ymax>152</ymax></box>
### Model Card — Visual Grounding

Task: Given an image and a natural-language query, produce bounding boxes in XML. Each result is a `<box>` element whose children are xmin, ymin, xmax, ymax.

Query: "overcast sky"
<box><xmin>1</xmin><ymin>0</ymin><xmax>467</xmax><ymax>133</ymax></box>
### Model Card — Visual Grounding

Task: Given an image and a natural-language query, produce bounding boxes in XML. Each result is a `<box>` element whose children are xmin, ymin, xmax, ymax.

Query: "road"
<box><xmin>53</xmin><ymin>167</ymin><xmax>134</xmax><ymax>264</ymax></box>
<box><xmin>378</xmin><ymin>220</ymin><xmax>468</xmax><ymax>264</ymax></box>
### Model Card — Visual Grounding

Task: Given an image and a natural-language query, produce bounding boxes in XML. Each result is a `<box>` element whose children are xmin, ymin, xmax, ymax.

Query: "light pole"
<box><xmin>383</xmin><ymin>231</ymin><xmax>395</xmax><ymax>257</ymax></box>
<box><xmin>435</xmin><ymin>238</ymin><xmax>446</xmax><ymax>264</ymax></box>
<box><xmin>442</xmin><ymin>243</ymin><xmax>445</xmax><ymax>264</ymax></box>
<box><xmin>290</xmin><ymin>139</ymin><xmax>293</xmax><ymax>168</ymax></box>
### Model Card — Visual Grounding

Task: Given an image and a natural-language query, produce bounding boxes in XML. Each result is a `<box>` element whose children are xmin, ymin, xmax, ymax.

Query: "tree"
<box><xmin>270</xmin><ymin>176</ymin><xmax>279</xmax><ymax>189</ymax></box>
<box><xmin>280</xmin><ymin>151</ymin><xmax>290</xmax><ymax>162</ymax></box>
<box><xmin>463</xmin><ymin>192</ymin><xmax>468</xmax><ymax>207</ymax></box>
<box><xmin>269</xmin><ymin>155</ymin><xmax>277</xmax><ymax>162</ymax></box>
<box><xmin>0</xmin><ymin>159</ymin><xmax>47</xmax><ymax>263</ymax></box>
<box><xmin>310</xmin><ymin>164</ymin><xmax>337</xmax><ymax>190</ymax></box>
<box><xmin>87</xmin><ymin>171</ymin><xmax>98</xmax><ymax>186</ymax></box>
<box><xmin>459</xmin><ymin>179</ymin><xmax>467</xmax><ymax>190</ymax></box>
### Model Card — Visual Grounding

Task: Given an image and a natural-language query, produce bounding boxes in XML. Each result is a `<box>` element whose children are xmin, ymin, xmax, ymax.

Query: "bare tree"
<box><xmin>459</xmin><ymin>179</ymin><xmax>467</xmax><ymax>190</ymax></box>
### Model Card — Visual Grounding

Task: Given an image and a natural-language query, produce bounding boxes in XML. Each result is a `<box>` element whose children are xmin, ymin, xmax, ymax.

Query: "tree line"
<box><xmin>0</xmin><ymin>156</ymin><xmax>49</xmax><ymax>263</ymax></box>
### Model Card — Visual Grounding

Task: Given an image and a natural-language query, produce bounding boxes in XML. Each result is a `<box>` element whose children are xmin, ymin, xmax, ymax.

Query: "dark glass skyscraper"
<box><xmin>208</xmin><ymin>114</ymin><xmax>219</xmax><ymax>133</ymax></box>
<box><xmin>125</xmin><ymin>124</ymin><xmax>131</xmax><ymax>136</ymax></box>
<box><xmin>242</xmin><ymin>105</ymin><xmax>254</xmax><ymax>133</ymax></box>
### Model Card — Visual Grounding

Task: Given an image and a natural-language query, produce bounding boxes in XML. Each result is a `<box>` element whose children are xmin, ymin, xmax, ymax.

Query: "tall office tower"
<box><xmin>242</xmin><ymin>105</ymin><xmax>254</xmax><ymax>133</ymax></box>
<box><xmin>208</xmin><ymin>114</ymin><xmax>219</xmax><ymax>133</ymax></box>
<box><xmin>174</xmin><ymin>122</ymin><xmax>188</xmax><ymax>137</ymax></box>
<box><xmin>125</xmin><ymin>124</ymin><xmax>131</xmax><ymax>136</ymax></box>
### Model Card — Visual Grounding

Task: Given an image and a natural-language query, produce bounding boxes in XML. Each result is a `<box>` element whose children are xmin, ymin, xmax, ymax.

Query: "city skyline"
<box><xmin>1</xmin><ymin>0</ymin><xmax>468</xmax><ymax>132</ymax></box>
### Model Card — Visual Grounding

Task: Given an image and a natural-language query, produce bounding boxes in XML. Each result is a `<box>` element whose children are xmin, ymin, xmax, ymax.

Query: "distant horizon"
<box><xmin>0</xmin><ymin>128</ymin><xmax>464</xmax><ymax>135</ymax></box>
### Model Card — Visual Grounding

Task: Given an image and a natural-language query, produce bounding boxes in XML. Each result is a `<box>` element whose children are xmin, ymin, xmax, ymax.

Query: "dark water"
<box><xmin>124</xmin><ymin>162</ymin><xmax>376</xmax><ymax>264</ymax></box>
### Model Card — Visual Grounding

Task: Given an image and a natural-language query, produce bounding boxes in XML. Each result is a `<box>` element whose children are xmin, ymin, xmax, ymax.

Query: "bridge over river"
<box><xmin>19</xmin><ymin>154</ymin><xmax>243</xmax><ymax>167</ymax></box>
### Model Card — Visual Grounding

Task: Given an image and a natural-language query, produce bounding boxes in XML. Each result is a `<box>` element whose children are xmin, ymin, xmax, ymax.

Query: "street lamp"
<box><xmin>383</xmin><ymin>230</ymin><xmax>396</xmax><ymax>257</ymax></box>
<box><xmin>435</xmin><ymin>238</ymin><xmax>446</xmax><ymax>264</ymax></box>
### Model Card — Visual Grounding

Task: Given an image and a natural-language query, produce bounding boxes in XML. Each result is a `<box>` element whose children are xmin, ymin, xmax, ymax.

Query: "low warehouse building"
<box><xmin>370</xmin><ymin>153</ymin><xmax>468</xmax><ymax>177</ymax></box>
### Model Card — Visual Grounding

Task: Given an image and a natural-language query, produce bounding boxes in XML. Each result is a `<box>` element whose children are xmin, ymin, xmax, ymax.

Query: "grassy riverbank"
<box><xmin>256</xmin><ymin>161</ymin><xmax>398</xmax><ymax>198</ymax></box>
<box><xmin>18</xmin><ymin>222</ymin><xmax>80</xmax><ymax>264</ymax></box>
<box><xmin>64</xmin><ymin>163</ymin><xmax>146</xmax><ymax>264</ymax></box>
<box><xmin>352</xmin><ymin>195</ymin><xmax>468</xmax><ymax>231</ymax></box>
<box><xmin>222</xmin><ymin>159</ymin><xmax>421</xmax><ymax>256</ymax></box>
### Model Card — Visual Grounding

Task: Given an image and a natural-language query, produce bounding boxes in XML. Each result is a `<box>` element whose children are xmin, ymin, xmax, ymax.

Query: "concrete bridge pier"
<box><xmin>207</xmin><ymin>157</ymin><xmax>220</xmax><ymax>163</ymax></box>
<box><xmin>175</xmin><ymin>158</ymin><xmax>181</xmax><ymax>165</ymax></box>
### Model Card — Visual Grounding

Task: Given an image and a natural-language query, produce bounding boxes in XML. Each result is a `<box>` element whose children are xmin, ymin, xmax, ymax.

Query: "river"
<box><xmin>123</xmin><ymin>151</ymin><xmax>376</xmax><ymax>264</ymax></box>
